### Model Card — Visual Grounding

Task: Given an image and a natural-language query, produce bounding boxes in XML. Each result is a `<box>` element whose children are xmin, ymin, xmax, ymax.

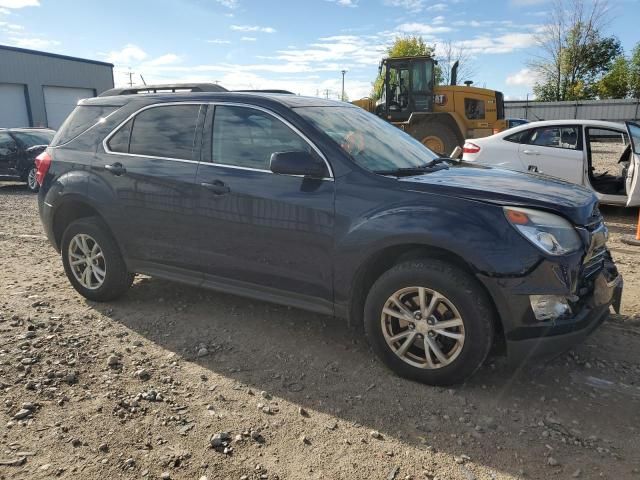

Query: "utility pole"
<box><xmin>341</xmin><ymin>70</ymin><xmax>347</xmax><ymax>101</ymax></box>
<box><xmin>324</xmin><ymin>89</ymin><xmax>330</xmax><ymax>99</ymax></box>
<box><xmin>125</xmin><ymin>68</ymin><xmax>134</xmax><ymax>87</ymax></box>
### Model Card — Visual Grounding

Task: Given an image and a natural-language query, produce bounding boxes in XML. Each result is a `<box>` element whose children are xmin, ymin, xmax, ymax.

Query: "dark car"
<box><xmin>36</xmin><ymin>89</ymin><xmax>622</xmax><ymax>386</ymax></box>
<box><xmin>0</xmin><ymin>128</ymin><xmax>55</xmax><ymax>192</ymax></box>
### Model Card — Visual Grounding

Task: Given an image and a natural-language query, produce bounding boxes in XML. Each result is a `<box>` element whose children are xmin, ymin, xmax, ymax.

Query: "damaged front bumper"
<box><xmin>478</xmin><ymin>248</ymin><xmax>623</xmax><ymax>365</ymax></box>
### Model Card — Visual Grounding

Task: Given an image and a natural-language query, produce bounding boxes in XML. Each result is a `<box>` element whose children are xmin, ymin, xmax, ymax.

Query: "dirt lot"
<box><xmin>1</xmin><ymin>183</ymin><xmax>639</xmax><ymax>480</ymax></box>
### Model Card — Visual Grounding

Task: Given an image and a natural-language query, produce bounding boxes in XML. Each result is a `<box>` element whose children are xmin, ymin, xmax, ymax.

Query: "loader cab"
<box><xmin>376</xmin><ymin>56</ymin><xmax>436</xmax><ymax>122</ymax></box>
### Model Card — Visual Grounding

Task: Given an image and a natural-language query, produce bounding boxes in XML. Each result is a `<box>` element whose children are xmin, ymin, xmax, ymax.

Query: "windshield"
<box><xmin>13</xmin><ymin>130</ymin><xmax>55</xmax><ymax>148</ymax></box>
<box><xmin>296</xmin><ymin>106</ymin><xmax>438</xmax><ymax>172</ymax></box>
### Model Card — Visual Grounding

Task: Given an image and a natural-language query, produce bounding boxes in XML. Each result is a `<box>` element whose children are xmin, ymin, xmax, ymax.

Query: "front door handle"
<box><xmin>522</xmin><ymin>149</ymin><xmax>540</xmax><ymax>156</ymax></box>
<box><xmin>200</xmin><ymin>180</ymin><xmax>230</xmax><ymax>195</ymax></box>
<box><xmin>104</xmin><ymin>162</ymin><xmax>127</xmax><ymax>176</ymax></box>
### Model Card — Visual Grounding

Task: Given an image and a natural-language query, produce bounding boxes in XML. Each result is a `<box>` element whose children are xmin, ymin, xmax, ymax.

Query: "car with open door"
<box><xmin>462</xmin><ymin>119</ymin><xmax>640</xmax><ymax>208</ymax></box>
<box><xmin>0</xmin><ymin>128</ymin><xmax>55</xmax><ymax>192</ymax></box>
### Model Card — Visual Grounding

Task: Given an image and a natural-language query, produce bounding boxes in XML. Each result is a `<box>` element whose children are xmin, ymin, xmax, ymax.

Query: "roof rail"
<box><xmin>235</xmin><ymin>89</ymin><xmax>295</xmax><ymax>95</ymax></box>
<box><xmin>99</xmin><ymin>83</ymin><xmax>228</xmax><ymax>97</ymax></box>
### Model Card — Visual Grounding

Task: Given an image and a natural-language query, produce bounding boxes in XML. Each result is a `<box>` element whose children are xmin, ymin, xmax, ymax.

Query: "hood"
<box><xmin>398</xmin><ymin>163</ymin><xmax>597</xmax><ymax>226</ymax></box>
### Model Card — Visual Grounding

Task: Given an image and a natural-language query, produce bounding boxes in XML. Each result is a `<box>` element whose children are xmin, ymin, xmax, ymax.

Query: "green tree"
<box><xmin>598</xmin><ymin>56</ymin><xmax>629</xmax><ymax>99</ymax></box>
<box><xmin>370</xmin><ymin>36</ymin><xmax>435</xmax><ymax>100</ymax></box>
<box><xmin>530</xmin><ymin>0</ymin><xmax>623</xmax><ymax>101</ymax></box>
<box><xmin>630</xmin><ymin>42</ymin><xmax>640</xmax><ymax>99</ymax></box>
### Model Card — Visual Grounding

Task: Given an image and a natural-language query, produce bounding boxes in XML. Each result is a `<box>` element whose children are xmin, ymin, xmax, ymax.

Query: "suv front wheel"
<box><xmin>364</xmin><ymin>259</ymin><xmax>495</xmax><ymax>386</ymax></box>
<box><xmin>61</xmin><ymin>217</ymin><xmax>134</xmax><ymax>301</ymax></box>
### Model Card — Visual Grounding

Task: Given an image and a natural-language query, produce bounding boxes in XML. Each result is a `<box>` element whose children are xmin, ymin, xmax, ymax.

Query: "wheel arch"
<box><xmin>348</xmin><ymin>243</ymin><xmax>505</xmax><ymax>352</ymax></box>
<box><xmin>52</xmin><ymin>197</ymin><xmax>110</xmax><ymax>251</ymax></box>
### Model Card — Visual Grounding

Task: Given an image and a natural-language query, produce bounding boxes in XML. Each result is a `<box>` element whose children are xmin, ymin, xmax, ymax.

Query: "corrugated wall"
<box><xmin>505</xmin><ymin>99</ymin><xmax>640</xmax><ymax>122</ymax></box>
<box><xmin>0</xmin><ymin>46</ymin><xmax>114</xmax><ymax>127</ymax></box>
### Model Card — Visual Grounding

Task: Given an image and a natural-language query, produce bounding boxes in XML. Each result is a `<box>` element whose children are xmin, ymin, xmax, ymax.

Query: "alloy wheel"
<box><xmin>27</xmin><ymin>167</ymin><xmax>38</xmax><ymax>191</ymax></box>
<box><xmin>380</xmin><ymin>286</ymin><xmax>465</xmax><ymax>369</ymax></box>
<box><xmin>68</xmin><ymin>233</ymin><xmax>106</xmax><ymax>290</ymax></box>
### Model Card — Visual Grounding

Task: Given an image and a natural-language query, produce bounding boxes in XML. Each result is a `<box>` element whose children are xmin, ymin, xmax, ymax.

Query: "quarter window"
<box><xmin>107</xmin><ymin>119</ymin><xmax>132</xmax><ymax>153</ymax></box>
<box><xmin>464</xmin><ymin>98</ymin><xmax>485</xmax><ymax>120</ymax></box>
<box><xmin>212</xmin><ymin>106</ymin><xmax>312</xmax><ymax>170</ymax></box>
<box><xmin>528</xmin><ymin>126</ymin><xmax>579</xmax><ymax>150</ymax></box>
<box><xmin>120</xmin><ymin>105</ymin><xmax>201</xmax><ymax>160</ymax></box>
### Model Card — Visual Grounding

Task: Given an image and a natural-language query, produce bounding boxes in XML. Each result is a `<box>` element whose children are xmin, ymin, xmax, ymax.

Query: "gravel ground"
<box><xmin>1</xmin><ymin>182</ymin><xmax>639</xmax><ymax>480</ymax></box>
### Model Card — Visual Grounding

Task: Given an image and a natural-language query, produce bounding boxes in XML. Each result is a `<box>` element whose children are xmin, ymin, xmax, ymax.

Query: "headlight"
<box><xmin>503</xmin><ymin>207</ymin><xmax>583</xmax><ymax>256</ymax></box>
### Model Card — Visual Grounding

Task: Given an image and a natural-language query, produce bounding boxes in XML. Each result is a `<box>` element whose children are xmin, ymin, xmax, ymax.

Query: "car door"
<box><xmin>517</xmin><ymin>125</ymin><xmax>584</xmax><ymax>184</ymax></box>
<box><xmin>96</xmin><ymin>103</ymin><xmax>205</xmax><ymax>273</ymax></box>
<box><xmin>625</xmin><ymin>121</ymin><xmax>640</xmax><ymax>207</ymax></box>
<box><xmin>0</xmin><ymin>132</ymin><xmax>20</xmax><ymax>176</ymax></box>
<box><xmin>194</xmin><ymin>104</ymin><xmax>335</xmax><ymax>311</ymax></box>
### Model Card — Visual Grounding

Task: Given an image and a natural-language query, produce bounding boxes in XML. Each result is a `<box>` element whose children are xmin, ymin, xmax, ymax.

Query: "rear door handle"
<box><xmin>200</xmin><ymin>180</ymin><xmax>230</xmax><ymax>195</ymax></box>
<box><xmin>104</xmin><ymin>162</ymin><xmax>127</xmax><ymax>175</ymax></box>
<box><xmin>522</xmin><ymin>149</ymin><xmax>540</xmax><ymax>156</ymax></box>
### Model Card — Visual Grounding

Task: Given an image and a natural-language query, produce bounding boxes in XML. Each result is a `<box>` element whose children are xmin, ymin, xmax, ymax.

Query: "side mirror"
<box><xmin>270</xmin><ymin>151</ymin><xmax>326</xmax><ymax>179</ymax></box>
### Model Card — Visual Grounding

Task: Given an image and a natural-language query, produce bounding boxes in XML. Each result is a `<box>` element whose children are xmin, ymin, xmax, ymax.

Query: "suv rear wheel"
<box><xmin>364</xmin><ymin>259</ymin><xmax>494</xmax><ymax>385</ymax></box>
<box><xmin>61</xmin><ymin>217</ymin><xmax>134</xmax><ymax>301</ymax></box>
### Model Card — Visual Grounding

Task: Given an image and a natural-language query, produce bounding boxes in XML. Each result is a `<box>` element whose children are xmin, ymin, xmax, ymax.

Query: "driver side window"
<box><xmin>0</xmin><ymin>133</ymin><xmax>18</xmax><ymax>157</ymax></box>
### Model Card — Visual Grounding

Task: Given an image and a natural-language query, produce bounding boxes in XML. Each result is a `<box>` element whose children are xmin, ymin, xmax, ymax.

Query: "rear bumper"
<box><xmin>478</xmin><ymin>256</ymin><xmax>623</xmax><ymax>365</ymax></box>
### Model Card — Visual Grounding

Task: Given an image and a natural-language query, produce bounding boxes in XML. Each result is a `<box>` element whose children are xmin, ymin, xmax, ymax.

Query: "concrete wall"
<box><xmin>505</xmin><ymin>98</ymin><xmax>640</xmax><ymax>123</ymax></box>
<box><xmin>0</xmin><ymin>45</ymin><xmax>114</xmax><ymax>127</ymax></box>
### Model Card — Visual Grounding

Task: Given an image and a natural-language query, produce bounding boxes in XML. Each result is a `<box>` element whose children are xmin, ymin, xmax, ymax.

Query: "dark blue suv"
<box><xmin>36</xmin><ymin>87</ymin><xmax>622</xmax><ymax>385</ymax></box>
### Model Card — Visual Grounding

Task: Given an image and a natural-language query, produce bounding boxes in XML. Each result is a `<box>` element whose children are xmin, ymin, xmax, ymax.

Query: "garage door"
<box><xmin>43</xmin><ymin>86</ymin><xmax>95</xmax><ymax>129</ymax></box>
<box><xmin>0</xmin><ymin>83</ymin><xmax>30</xmax><ymax>128</ymax></box>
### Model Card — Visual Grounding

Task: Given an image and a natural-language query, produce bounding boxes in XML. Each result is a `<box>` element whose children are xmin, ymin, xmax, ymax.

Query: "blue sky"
<box><xmin>0</xmin><ymin>0</ymin><xmax>638</xmax><ymax>100</ymax></box>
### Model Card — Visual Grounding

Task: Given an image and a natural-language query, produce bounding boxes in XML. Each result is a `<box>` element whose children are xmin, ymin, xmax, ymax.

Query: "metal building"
<box><xmin>0</xmin><ymin>44</ymin><xmax>114</xmax><ymax>129</ymax></box>
<box><xmin>505</xmin><ymin>98</ymin><xmax>640</xmax><ymax>123</ymax></box>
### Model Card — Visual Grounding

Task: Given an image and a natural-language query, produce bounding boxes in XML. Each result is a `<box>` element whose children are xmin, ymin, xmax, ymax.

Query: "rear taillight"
<box><xmin>34</xmin><ymin>151</ymin><xmax>52</xmax><ymax>186</ymax></box>
<box><xmin>463</xmin><ymin>142</ymin><xmax>481</xmax><ymax>154</ymax></box>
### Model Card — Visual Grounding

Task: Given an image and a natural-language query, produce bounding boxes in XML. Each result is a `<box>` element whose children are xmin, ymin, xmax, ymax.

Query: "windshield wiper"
<box><xmin>374</xmin><ymin>157</ymin><xmax>452</xmax><ymax>176</ymax></box>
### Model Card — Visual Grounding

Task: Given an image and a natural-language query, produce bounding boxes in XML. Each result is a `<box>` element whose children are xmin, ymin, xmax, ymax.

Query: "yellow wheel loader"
<box><xmin>352</xmin><ymin>56</ymin><xmax>507</xmax><ymax>155</ymax></box>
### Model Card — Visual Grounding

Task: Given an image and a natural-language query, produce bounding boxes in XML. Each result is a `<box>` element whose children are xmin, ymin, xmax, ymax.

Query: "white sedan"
<box><xmin>462</xmin><ymin>119</ymin><xmax>640</xmax><ymax>207</ymax></box>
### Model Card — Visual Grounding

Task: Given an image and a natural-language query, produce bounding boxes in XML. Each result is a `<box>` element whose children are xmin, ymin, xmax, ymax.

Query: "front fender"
<box><xmin>333</xmin><ymin>191</ymin><xmax>542</xmax><ymax>308</ymax></box>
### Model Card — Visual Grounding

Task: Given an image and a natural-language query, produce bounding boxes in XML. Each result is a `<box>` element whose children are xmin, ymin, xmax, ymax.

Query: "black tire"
<box><xmin>61</xmin><ymin>217</ymin><xmax>134</xmax><ymax>302</ymax></box>
<box><xmin>363</xmin><ymin>259</ymin><xmax>495</xmax><ymax>386</ymax></box>
<box><xmin>411</xmin><ymin>121</ymin><xmax>460</xmax><ymax>156</ymax></box>
<box><xmin>24</xmin><ymin>166</ymin><xmax>39</xmax><ymax>193</ymax></box>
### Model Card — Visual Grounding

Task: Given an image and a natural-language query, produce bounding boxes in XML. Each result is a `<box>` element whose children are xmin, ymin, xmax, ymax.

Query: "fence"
<box><xmin>504</xmin><ymin>98</ymin><xmax>640</xmax><ymax>122</ymax></box>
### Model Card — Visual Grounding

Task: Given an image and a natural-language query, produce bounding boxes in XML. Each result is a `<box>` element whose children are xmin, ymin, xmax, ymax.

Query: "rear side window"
<box><xmin>51</xmin><ymin>106</ymin><xmax>118</xmax><ymax>146</ymax></box>
<box><xmin>505</xmin><ymin>129</ymin><xmax>531</xmax><ymax>143</ymax></box>
<box><xmin>528</xmin><ymin>126</ymin><xmax>579</xmax><ymax>150</ymax></box>
<box><xmin>107</xmin><ymin>120</ymin><xmax>132</xmax><ymax>153</ymax></box>
<box><xmin>211</xmin><ymin>105</ymin><xmax>312</xmax><ymax>169</ymax></box>
<box><xmin>127</xmin><ymin>105</ymin><xmax>201</xmax><ymax>160</ymax></box>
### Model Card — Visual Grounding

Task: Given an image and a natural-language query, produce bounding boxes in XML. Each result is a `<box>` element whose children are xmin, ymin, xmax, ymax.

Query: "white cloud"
<box><xmin>230</xmin><ymin>24</ymin><xmax>276</xmax><ymax>33</ymax></box>
<box><xmin>143</xmin><ymin>53</ymin><xmax>180</xmax><ymax>66</ymax></box>
<box><xmin>105</xmin><ymin>44</ymin><xmax>148</xmax><ymax>64</ymax></box>
<box><xmin>0</xmin><ymin>0</ymin><xmax>39</xmax><ymax>7</ymax></box>
<box><xmin>241</xmin><ymin>36</ymin><xmax>256</xmax><ymax>41</ymax></box>
<box><xmin>0</xmin><ymin>7</ymin><xmax>11</xmax><ymax>14</ymax></box>
<box><xmin>383</xmin><ymin>0</ymin><xmax>424</xmax><ymax>11</ymax></box>
<box><xmin>0</xmin><ymin>20</ymin><xmax>22</xmax><ymax>30</ymax></box>
<box><xmin>432</xmin><ymin>15</ymin><xmax>446</xmax><ymax>25</ymax></box>
<box><xmin>455</xmin><ymin>32</ymin><xmax>537</xmax><ymax>54</ymax></box>
<box><xmin>426</xmin><ymin>3</ymin><xmax>448</xmax><ymax>11</ymax></box>
<box><xmin>506</xmin><ymin>68</ymin><xmax>541</xmax><ymax>87</ymax></box>
<box><xmin>8</xmin><ymin>36</ymin><xmax>59</xmax><ymax>49</ymax></box>
<box><xmin>207</xmin><ymin>39</ymin><xmax>231</xmax><ymax>44</ymax></box>
<box><xmin>395</xmin><ymin>22</ymin><xmax>453</xmax><ymax>35</ymax></box>
<box><xmin>325</xmin><ymin>0</ymin><xmax>358</xmax><ymax>7</ymax></box>
<box><xmin>215</xmin><ymin>0</ymin><xmax>238</xmax><ymax>8</ymax></box>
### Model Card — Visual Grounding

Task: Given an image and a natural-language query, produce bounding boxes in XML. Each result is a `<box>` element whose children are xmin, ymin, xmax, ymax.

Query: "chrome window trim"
<box><xmin>102</xmin><ymin>101</ymin><xmax>334</xmax><ymax>180</ymax></box>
